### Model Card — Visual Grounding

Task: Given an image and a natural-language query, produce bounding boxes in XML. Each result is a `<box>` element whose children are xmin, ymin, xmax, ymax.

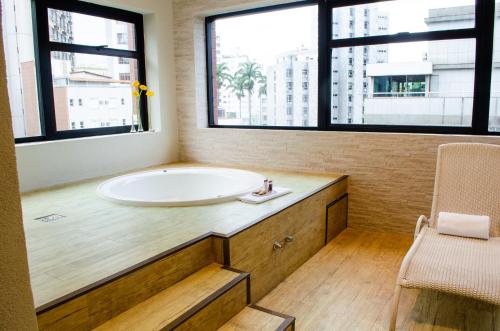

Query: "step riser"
<box><xmin>172</xmin><ymin>277</ymin><xmax>248</xmax><ymax>330</ymax></box>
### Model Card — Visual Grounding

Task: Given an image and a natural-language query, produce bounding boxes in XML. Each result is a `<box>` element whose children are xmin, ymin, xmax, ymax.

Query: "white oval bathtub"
<box><xmin>97</xmin><ymin>167</ymin><xmax>266</xmax><ymax>207</ymax></box>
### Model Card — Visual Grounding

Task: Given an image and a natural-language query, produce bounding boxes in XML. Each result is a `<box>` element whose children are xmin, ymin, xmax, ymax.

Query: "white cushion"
<box><xmin>437</xmin><ymin>212</ymin><xmax>490</xmax><ymax>240</ymax></box>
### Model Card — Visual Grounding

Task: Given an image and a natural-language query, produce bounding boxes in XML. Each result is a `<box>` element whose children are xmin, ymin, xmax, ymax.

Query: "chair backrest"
<box><xmin>430</xmin><ymin>143</ymin><xmax>500</xmax><ymax>237</ymax></box>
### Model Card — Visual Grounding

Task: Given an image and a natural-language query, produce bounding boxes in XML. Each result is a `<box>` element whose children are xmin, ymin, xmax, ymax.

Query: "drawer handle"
<box><xmin>285</xmin><ymin>235</ymin><xmax>294</xmax><ymax>243</ymax></box>
<box><xmin>273</xmin><ymin>240</ymin><xmax>282</xmax><ymax>250</ymax></box>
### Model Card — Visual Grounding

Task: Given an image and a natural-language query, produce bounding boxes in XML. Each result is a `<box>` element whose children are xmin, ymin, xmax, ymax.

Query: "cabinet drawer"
<box><xmin>228</xmin><ymin>179</ymin><xmax>347</xmax><ymax>302</ymax></box>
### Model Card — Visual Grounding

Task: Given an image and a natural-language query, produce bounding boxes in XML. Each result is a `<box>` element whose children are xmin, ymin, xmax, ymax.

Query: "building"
<box><xmin>51</xmin><ymin>11</ymin><xmax>137</xmax><ymax>130</ymax></box>
<box><xmin>363</xmin><ymin>5</ymin><xmax>500</xmax><ymax>131</ymax></box>
<box><xmin>2</xmin><ymin>0</ymin><xmax>136</xmax><ymax>138</ymax></box>
<box><xmin>266</xmin><ymin>49</ymin><xmax>317</xmax><ymax>126</ymax></box>
<box><xmin>331</xmin><ymin>5</ymin><xmax>389</xmax><ymax>124</ymax></box>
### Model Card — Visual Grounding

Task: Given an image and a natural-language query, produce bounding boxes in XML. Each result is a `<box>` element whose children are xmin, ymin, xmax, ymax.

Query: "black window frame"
<box><xmin>205</xmin><ymin>0</ymin><xmax>498</xmax><ymax>135</ymax></box>
<box><xmin>16</xmin><ymin>0</ymin><xmax>148</xmax><ymax>144</ymax></box>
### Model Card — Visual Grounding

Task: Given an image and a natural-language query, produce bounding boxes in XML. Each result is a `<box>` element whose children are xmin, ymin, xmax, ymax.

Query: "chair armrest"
<box><xmin>414</xmin><ymin>215</ymin><xmax>428</xmax><ymax>240</ymax></box>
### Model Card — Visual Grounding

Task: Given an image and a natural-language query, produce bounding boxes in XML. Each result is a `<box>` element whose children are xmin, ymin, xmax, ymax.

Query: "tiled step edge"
<box><xmin>219</xmin><ymin>304</ymin><xmax>295</xmax><ymax>331</ymax></box>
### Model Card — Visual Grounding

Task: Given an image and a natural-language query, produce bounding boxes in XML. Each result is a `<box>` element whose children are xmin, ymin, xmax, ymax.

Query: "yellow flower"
<box><xmin>132</xmin><ymin>81</ymin><xmax>140</xmax><ymax>87</ymax></box>
<box><xmin>139</xmin><ymin>85</ymin><xmax>148</xmax><ymax>91</ymax></box>
<box><xmin>132</xmin><ymin>90</ymin><xmax>140</xmax><ymax>97</ymax></box>
<box><xmin>146</xmin><ymin>91</ymin><xmax>154</xmax><ymax>97</ymax></box>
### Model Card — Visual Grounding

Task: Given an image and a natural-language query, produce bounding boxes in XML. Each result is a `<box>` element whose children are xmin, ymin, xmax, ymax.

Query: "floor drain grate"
<box><xmin>35</xmin><ymin>214</ymin><xmax>66</xmax><ymax>223</ymax></box>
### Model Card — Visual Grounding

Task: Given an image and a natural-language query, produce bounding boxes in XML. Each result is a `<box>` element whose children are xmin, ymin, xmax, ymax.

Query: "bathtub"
<box><xmin>97</xmin><ymin>167</ymin><xmax>266</xmax><ymax>207</ymax></box>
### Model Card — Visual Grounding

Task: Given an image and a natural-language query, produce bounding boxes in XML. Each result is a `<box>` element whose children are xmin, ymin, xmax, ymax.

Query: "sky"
<box><xmin>216</xmin><ymin>0</ymin><xmax>475</xmax><ymax>65</ymax></box>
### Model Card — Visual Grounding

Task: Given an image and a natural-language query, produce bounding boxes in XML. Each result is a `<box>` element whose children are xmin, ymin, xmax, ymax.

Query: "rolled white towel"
<box><xmin>437</xmin><ymin>212</ymin><xmax>490</xmax><ymax>240</ymax></box>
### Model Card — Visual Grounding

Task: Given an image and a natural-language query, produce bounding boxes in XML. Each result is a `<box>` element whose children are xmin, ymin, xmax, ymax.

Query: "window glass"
<box><xmin>51</xmin><ymin>52</ymin><xmax>138</xmax><ymax>130</ymax></box>
<box><xmin>210</xmin><ymin>5</ymin><xmax>317</xmax><ymax>127</ymax></box>
<box><xmin>331</xmin><ymin>40</ymin><xmax>476</xmax><ymax>126</ymax></box>
<box><xmin>48</xmin><ymin>8</ymin><xmax>136</xmax><ymax>51</ymax></box>
<box><xmin>489</xmin><ymin>0</ymin><xmax>500</xmax><ymax>132</ymax></box>
<box><xmin>1</xmin><ymin>0</ymin><xmax>42</xmax><ymax>138</ymax></box>
<box><xmin>332</xmin><ymin>0</ymin><xmax>475</xmax><ymax>40</ymax></box>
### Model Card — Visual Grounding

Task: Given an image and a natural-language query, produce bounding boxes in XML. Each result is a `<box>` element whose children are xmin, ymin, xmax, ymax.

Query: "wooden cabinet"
<box><xmin>228</xmin><ymin>179</ymin><xmax>348</xmax><ymax>302</ymax></box>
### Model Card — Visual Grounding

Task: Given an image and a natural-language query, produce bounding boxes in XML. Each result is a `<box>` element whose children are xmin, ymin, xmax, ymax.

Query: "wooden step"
<box><xmin>218</xmin><ymin>305</ymin><xmax>295</xmax><ymax>331</ymax></box>
<box><xmin>93</xmin><ymin>263</ymin><xmax>249</xmax><ymax>331</ymax></box>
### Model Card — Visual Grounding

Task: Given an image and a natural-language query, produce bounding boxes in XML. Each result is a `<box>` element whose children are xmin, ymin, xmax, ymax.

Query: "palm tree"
<box><xmin>236</xmin><ymin>62</ymin><xmax>262</xmax><ymax>125</ymax></box>
<box><xmin>216</xmin><ymin>63</ymin><xmax>232</xmax><ymax>89</ymax></box>
<box><xmin>229</xmin><ymin>74</ymin><xmax>245</xmax><ymax>119</ymax></box>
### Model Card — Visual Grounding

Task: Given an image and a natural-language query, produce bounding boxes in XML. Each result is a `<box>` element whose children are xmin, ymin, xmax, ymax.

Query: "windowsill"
<box><xmin>15</xmin><ymin>130</ymin><xmax>161</xmax><ymax>148</ymax></box>
<box><xmin>201</xmin><ymin>126</ymin><xmax>500</xmax><ymax>137</ymax></box>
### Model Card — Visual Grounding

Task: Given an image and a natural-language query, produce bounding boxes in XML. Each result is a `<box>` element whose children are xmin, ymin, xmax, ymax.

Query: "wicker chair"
<box><xmin>389</xmin><ymin>143</ymin><xmax>500</xmax><ymax>331</ymax></box>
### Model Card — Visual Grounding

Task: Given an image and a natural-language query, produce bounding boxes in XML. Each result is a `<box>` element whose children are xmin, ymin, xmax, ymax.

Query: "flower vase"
<box><xmin>137</xmin><ymin>98</ymin><xmax>144</xmax><ymax>132</ymax></box>
<box><xmin>130</xmin><ymin>116</ymin><xmax>137</xmax><ymax>132</ymax></box>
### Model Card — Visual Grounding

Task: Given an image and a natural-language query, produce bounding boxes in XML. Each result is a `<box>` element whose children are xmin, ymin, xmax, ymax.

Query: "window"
<box><xmin>2</xmin><ymin>0</ymin><xmax>147</xmax><ymax>142</ymax></box>
<box><xmin>373</xmin><ymin>75</ymin><xmax>426</xmax><ymax>97</ymax></box>
<box><xmin>206</xmin><ymin>3</ymin><xmax>317</xmax><ymax>127</ymax></box>
<box><xmin>119</xmin><ymin>73</ymin><xmax>131</xmax><ymax>81</ymax></box>
<box><xmin>116</xmin><ymin>32</ymin><xmax>128</xmax><ymax>45</ymax></box>
<box><xmin>329</xmin><ymin>0</ymin><xmax>482</xmax><ymax>131</ymax></box>
<box><xmin>206</xmin><ymin>0</ymin><xmax>497</xmax><ymax>135</ymax></box>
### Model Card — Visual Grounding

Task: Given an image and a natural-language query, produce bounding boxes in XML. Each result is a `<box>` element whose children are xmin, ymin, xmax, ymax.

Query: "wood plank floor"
<box><xmin>258</xmin><ymin>229</ymin><xmax>500</xmax><ymax>331</ymax></box>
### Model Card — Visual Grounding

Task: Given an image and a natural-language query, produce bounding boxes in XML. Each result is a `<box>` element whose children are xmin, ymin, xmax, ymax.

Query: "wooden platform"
<box><xmin>257</xmin><ymin>229</ymin><xmax>500</xmax><ymax>331</ymax></box>
<box><xmin>22</xmin><ymin>163</ymin><xmax>345</xmax><ymax>309</ymax></box>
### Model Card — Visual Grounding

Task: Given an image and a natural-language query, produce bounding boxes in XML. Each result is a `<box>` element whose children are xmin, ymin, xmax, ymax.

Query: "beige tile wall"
<box><xmin>172</xmin><ymin>0</ymin><xmax>500</xmax><ymax>234</ymax></box>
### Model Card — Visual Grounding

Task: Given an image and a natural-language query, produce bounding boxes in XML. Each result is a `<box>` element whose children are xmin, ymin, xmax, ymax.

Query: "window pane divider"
<box><xmin>326</xmin><ymin>124</ymin><xmax>473</xmax><ymax>135</ymax></box>
<box><xmin>48</xmin><ymin>42</ymin><xmax>138</xmax><ymax>58</ymax></box>
<box><xmin>471</xmin><ymin>0</ymin><xmax>495</xmax><ymax>134</ymax></box>
<box><xmin>41</xmin><ymin>0</ymin><xmax>142</xmax><ymax>24</ymax></box>
<box><xmin>327</xmin><ymin>0</ymin><xmax>387</xmax><ymax>9</ymax></box>
<box><xmin>329</xmin><ymin>29</ymin><xmax>477</xmax><ymax>48</ymax></box>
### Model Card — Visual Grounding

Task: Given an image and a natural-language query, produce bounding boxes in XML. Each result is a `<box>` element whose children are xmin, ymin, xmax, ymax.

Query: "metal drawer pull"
<box><xmin>285</xmin><ymin>235</ymin><xmax>294</xmax><ymax>243</ymax></box>
<box><xmin>273</xmin><ymin>240</ymin><xmax>282</xmax><ymax>250</ymax></box>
